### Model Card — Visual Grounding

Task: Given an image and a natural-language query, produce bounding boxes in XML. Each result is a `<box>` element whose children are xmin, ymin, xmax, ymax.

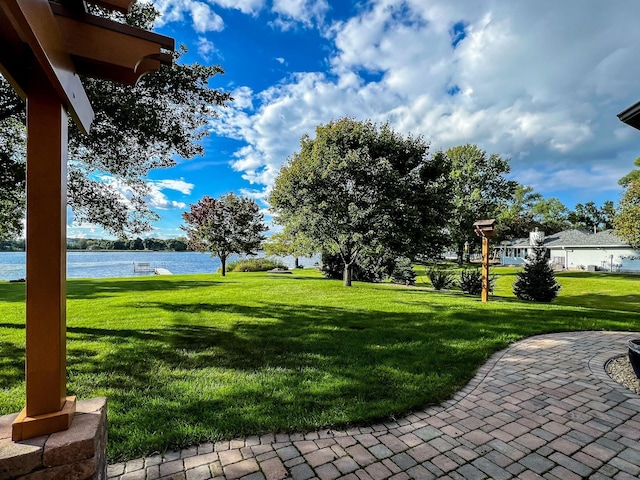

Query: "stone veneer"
<box><xmin>0</xmin><ymin>398</ymin><xmax>107</xmax><ymax>480</ymax></box>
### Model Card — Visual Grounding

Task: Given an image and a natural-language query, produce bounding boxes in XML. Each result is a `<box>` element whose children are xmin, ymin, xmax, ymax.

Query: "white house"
<box><xmin>500</xmin><ymin>229</ymin><xmax>640</xmax><ymax>272</ymax></box>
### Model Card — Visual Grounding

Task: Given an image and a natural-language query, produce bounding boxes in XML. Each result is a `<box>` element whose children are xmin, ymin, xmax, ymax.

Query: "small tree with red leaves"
<box><xmin>181</xmin><ymin>192</ymin><xmax>267</xmax><ymax>276</ymax></box>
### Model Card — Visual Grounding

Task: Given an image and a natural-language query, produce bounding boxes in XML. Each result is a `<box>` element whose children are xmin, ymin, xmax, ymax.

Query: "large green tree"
<box><xmin>0</xmin><ymin>118</ymin><xmax>25</xmax><ymax>240</ymax></box>
<box><xmin>0</xmin><ymin>2</ymin><xmax>231</xmax><ymax>239</ymax></box>
<box><xmin>445</xmin><ymin>144</ymin><xmax>517</xmax><ymax>264</ymax></box>
<box><xmin>496</xmin><ymin>185</ymin><xmax>542</xmax><ymax>241</ymax></box>
<box><xmin>181</xmin><ymin>193</ymin><xmax>267</xmax><ymax>276</ymax></box>
<box><xmin>269</xmin><ymin>118</ymin><xmax>451</xmax><ymax>287</ymax></box>
<box><xmin>531</xmin><ymin>197</ymin><xmax>571</xmax><ymax>234</ymax></box>
<box><xmin>614</xmin><ymin>181</ymin><xmax>640</xmax><ymax>248</ymax></box>
<box><xmin>619</xmin><ymin>157</ymin><xmax>640</xmax><ymax>188</ymax></box>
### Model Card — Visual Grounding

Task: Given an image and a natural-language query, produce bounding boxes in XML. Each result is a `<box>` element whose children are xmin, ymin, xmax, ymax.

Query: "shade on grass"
<box><xmin>0</xmin><ymin>268</ymin><xmax>638</xmax><ymax>461</ymax></box>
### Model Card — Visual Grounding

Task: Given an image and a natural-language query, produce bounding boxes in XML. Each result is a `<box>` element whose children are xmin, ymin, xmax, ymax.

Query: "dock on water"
<box><xmin>132</xmin><ymin>262</ymin><xmax>172</xmax><ymax>275</ymax></box>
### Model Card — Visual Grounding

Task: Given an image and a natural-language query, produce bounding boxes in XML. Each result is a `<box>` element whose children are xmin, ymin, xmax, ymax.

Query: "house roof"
<box><xmin>618</xmin><ymin>100</ymin><xmax>640</xmax><ymax>130</ymax></box>
<box><xmin>505</xmin><ymin>229</ymin><xmax>629</xmax><ymax>248</ymax></box>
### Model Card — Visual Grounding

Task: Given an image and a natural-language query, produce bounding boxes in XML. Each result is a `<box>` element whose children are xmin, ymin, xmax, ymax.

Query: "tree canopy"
<box><xmin>444</xmin><ymin>144</ymin><xmax>517</xmax><ymax>264</ymax></box>
<box><xmin>497</xmin><ymin>185</ymin><xmax>543</xmax><ymax>241</ymax></box>
<box><xmin>0</xmin><ymin>2</ymin><xmax>231</xmax><ymax>239</ymax></box>
<box><xmin>614</xmin><ymin>180</ymin><xmax>640</xmax><ymax>248</ymax></box>
<box><xmin>568</xmin><ymin>201</ymin><xmax>615</xmax><ymax>232</ymax></box>
<box><xmin>619</xmin><ymin>157</ymin><xmax>640</xmax><ymax>188</ymax></box>
<box><xmin>269</xmin><ymin>117</ymin><xmax>451</xmax><ymax>286</ymax></box>
<box><xmin>181</xmin><ymin>193</ymin><xmax>267</xmax><ymax>276</ymax></box>
<box><xmin>263</xmin><ymin>230</ymin><xmax>315</xmax><ymax>268</ymax></box>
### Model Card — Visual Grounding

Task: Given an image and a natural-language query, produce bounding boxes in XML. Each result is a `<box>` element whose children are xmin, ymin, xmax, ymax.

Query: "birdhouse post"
<box><xmin>473</xmin><ymin>219</ymin><xmax>496</xmax><ymax>302</ymax></box>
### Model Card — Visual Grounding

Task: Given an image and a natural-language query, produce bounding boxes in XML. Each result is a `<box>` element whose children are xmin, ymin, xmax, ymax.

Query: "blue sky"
<box><xmin>69</xmin><ymin>0</ymin><xmax>640</xmax><ymax>239</ymax></box>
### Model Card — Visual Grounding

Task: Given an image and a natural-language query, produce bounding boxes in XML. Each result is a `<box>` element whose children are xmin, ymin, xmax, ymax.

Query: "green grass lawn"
<box><xmin>0</xmin><ymin>268</ymin><xmax>639</xmax><ymax>461</ymax></box>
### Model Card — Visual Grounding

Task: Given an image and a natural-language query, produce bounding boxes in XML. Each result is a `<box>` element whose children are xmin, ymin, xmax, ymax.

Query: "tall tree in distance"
<box><xmin>445</xmin><ymin>144</ymin><xmax>517</xmax><ymax>265</ymax></box>
<box><xmin>614</xmin><ymin>181</ymin><xmax>640</xmax><ymax>248</ymax></box>
<box><xmin>270</xmin><ymin>118</ymin><xmax>451</xmax><ymax>287</ymax></box>
<box><xmin>569</xmin><ymin>201</ymin><xmax>615</xmax><ymax>232</ymax></box>
<box><xmin>263</xmin><ymin>230</ymin><xmax>315</xmax><ymax>268</ymax></box>
<box><xmin>181</xmin><ymin>193</ymin><xmax>267</xmax><ymax>276</ymax></box>
<box><xmin>497</xmin><ymin>185</ymin><xmax>542</xmax><ymax>241</ymax></box>
<box><xmin>531</xmin><ymin>197</ymin><xmax>570</xmax><ymax>234</ymax></box>
<box><xmin>0</xmin><ymin>2</ymin><xmax>231</xmax><ymax>238</ymax></box>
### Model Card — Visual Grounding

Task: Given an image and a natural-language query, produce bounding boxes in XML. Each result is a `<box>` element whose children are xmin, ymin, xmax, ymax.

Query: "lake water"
<box><xmin>0</xmin><ymin>251</ymin><xmax>318</xmax><ymax>281</ymax></box>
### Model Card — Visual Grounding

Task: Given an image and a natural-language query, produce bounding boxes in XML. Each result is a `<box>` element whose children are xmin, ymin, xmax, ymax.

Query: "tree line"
<box><xmin>181</xmin><ymin>117</ymin><xmax>631</xmax><ymax>287</ymax></box>
<box><xmin>0</xmin><ymin>237</ymin><xmax>188</xmax><ymax>252</ymax></box>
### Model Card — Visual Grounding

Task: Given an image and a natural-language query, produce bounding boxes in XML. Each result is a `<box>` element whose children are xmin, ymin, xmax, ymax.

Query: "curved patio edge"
<box><xmin>109</xmin><ymin>331</ymin><xmax>640</xmax><ymax>480</ymax></box>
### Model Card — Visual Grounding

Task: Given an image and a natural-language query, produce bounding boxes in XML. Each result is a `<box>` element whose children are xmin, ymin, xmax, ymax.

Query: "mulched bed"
<box><xmin>606</xmin><ymin>355</ymin><xmax>640</xmax><ymax>395</ymax></box>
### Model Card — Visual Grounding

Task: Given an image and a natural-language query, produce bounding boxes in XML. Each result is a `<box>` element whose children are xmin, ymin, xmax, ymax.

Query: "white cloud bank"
<box><xmin>207</xmin><ymin>0</ymin><xmax>640</xmax><ymax>203</ymax></box>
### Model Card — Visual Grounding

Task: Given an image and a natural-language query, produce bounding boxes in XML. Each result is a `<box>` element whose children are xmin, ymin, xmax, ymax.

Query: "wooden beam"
<box><xmin>0</xmin><ymin>0</ymin><xmax>94</xmax><ymax>132</ymax></box>
<box><xmin>58</xmin><ymin>0</ymin><xmax>135</xmax><ymax>14</ymax></box>
<box><xmin>51</xmin><ymin>2</ymin><xmax>173</xmax><ymax>85</ymax></box>
<box><xmin>12</xmin><ymin>79</ymin><xmax>74</xmax><ymax>440</ymax></box>
<box><xmin>89</xmin><ymin>0</ymin><xmax>134</xmax><ymax>13</ymax></box>
<box><xmin>51</xmin><ymin>2</ymin><xmax>174</xmax><ymax>50</ymax></box>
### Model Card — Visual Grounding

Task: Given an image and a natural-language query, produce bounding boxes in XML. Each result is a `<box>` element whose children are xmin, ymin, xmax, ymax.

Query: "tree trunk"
<box><xmin>294</xmin><ymin>256</ymin><xmax>299</xmax><ymax>269</ymax></box>
<box><xmin>220</xmin><ymin>255</ymin><xmax>227</xmax><ymax>277</ymax></box>
<box><xmin>457</xmin><ymin>245</ymin><xmax>464</xmax><ymax>266</ymax></box>
<box><xmin>343</xmin><ymin>262</ymin><xmax>353</xmax><ymax>287</ymax></box>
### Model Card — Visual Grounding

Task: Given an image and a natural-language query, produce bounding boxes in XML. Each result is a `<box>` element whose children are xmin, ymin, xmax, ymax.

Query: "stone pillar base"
<box><xmin>0</xmin><ymin>398</ymin><xmax>107</xmax><ymax>480</ymax></box>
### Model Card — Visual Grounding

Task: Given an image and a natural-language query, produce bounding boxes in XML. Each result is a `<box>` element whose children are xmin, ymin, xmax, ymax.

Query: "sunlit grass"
<box><xmin>0</xmin><ymin>267</ymin><xmax>638</xmax><ymax>461</ymax></box>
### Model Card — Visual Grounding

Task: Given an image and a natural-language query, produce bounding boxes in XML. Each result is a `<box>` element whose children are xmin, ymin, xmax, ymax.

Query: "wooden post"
<box><xmin>481</xmin><ymin>236</ymin><xmax>490</xmax><ymax>303</ymax></box>
<box><xmin>1</xmin><ymin>0</ymin><xmax>174</xmax><ymax>441</ymax></box>
<box><xmin>12</xmin><ymin>82</ymin><xmax>75</xmax><ymax>441</ymax></box>
<box><xmin>473</xmin><ymin>219</ymin><xmax>496</xmax><ymax>304</ymax></box>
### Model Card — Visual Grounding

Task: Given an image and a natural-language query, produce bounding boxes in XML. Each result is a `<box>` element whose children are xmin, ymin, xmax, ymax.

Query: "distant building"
<box><xmin>500</xmin><ymin>229</ymin><xmax>640</xmax><ymax>272</ymax></box>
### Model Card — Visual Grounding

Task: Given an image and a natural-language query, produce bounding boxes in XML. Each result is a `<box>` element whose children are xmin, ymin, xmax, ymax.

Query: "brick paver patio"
<box><xmin>108</xmin><ymin>331</ymin><xmax>640</xmax><ymax>480</ymax></box>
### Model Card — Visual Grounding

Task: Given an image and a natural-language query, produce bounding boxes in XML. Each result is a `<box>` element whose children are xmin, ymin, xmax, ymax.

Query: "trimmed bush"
<box><xmin>223</xmin><ymin>257</ymin><xmax>287</xmax><ymax>273</ymax></box>
<box><xmin>427</xmin><ymin>268</ymin><xmax>455</xmax><ymax>290</ymax></box>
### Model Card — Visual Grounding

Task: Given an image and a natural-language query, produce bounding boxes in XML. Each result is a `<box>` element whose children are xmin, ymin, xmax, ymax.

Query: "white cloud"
<box><xmin>152</xmin><ymin>0</ymin><xmax>224</xmax><ymax>32</ymax></box>
<box><xmin>96</xmin><ymin>176</ymin><xmax>193</xmax><ymax>211</ymax></box>
<box><xmin>153</xmin><ymin>179</ymin><xmax>195</xmax><ymax>195</ymax></box>
<box><xmin>209</xmin><ymin>0</ymin><xmax>265</xmax><ymax>14</ymax></box>
<box><xmin>270</xmin><ymin>0</ymin><xmax>329</xmax><ymax>29</ymax></box>
<box><xmin>211</xmin><ymin>0</ymin><xmax>640</xmax><ymax>205</ymax></box>
<box><xmin>197</xmin><ymin>37</ymin><xmax>218</xmax><ymax>60</ymax></box>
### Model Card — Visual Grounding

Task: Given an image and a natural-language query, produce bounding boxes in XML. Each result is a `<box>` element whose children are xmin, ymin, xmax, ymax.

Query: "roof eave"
<box><xmin>618</xmin><ymin>100</ymin><xmax>640</xmax><ymax>130</ymax></box>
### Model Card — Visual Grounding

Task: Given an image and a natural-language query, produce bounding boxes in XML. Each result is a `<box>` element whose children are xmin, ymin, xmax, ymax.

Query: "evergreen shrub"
<box><xmin>390</xmin><ymin>257</ymin><xmax>416</xmax><ymax>285</ymax></box>
<box><xmin>513</xmin><ymin>244</ymin><xmax>560</xmax><ymax>302</ymax></box>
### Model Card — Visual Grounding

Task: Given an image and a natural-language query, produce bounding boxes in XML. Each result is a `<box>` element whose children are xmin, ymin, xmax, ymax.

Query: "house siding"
<box><xmin>547</xmin><ymin>246</ymin><xmax>639</xmax><ymax>271</ymax></box>
<box><xmin>499</xmin><ymin>229</ymin><xmax>640</xmax><ymax>272</ymax></box>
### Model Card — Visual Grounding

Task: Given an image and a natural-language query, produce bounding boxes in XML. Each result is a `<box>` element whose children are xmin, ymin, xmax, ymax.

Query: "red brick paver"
<box><xmin>107</xmin><ymin>332</ymin><xmax>640</xmax><ymax>479</ymax></box>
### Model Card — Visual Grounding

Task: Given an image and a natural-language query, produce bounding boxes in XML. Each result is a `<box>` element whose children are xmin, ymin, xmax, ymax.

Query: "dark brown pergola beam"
<box><xmin>51</xmin><ymin>2</ymin><xmax>173</xmax><ymax>84</ymax></box>
<box><xmin>0</xmin><ymin>0</ymin><xmax>94</xmax><ymax>132</ymax></box>
<box><xmin>59</xmin><ymin>0</ymin><xmax>135</xmax><ymax>14</ymax></box>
